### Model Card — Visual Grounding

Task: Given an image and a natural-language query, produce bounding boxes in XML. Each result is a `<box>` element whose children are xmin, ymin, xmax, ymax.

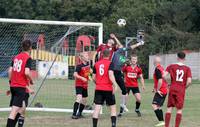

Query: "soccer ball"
<box><xmin>117</xmin><ymin>19</ymin><xmax>126</xmax><ymax>27</ymax></box>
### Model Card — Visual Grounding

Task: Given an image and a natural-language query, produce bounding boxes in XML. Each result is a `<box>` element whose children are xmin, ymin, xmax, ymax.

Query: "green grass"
<box><xmin>0</xmin><ymin>78</ymin><xmax>200</xmax><ymax>127</ymax></box>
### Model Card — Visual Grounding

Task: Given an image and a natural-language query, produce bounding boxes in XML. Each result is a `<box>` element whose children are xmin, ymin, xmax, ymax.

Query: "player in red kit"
<box><xmin>72</xmin><ymin>52</ymin><xmax>91</xmax><ymax>119</ymax></box>
<box><xmin>118</xmin><ymin>54</ymin><xmax>145</xmax><ymax>117</ymax></box>
<box><xmin>92</xmin><ymin>49</ymin><xmax>118</xmax><ymax>127</ymax></box>
<box><xmin>93</xmin><ymin>33</ymin><xmax>122</xmax><ymax>63</ymax></box>
<box><xmin>164</xmin><ymin>52</ymin><xmax>192</xmax><ymax>127</ymax></box>
<box><xmin>152</xmin><ymin>55</ymin><xmax>168</xmax><ymax>127</ymax></box>
<box><xmin>6</xmin><ymin>40</ymin><xmax>33</xmax><ymax>127</ymax></box>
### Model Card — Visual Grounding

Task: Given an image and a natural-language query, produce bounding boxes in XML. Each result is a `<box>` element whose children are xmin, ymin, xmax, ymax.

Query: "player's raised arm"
<box><xmin>110</xmin><ymin>33</ymin><xmax>123</xmax><ymax>48</ymax></box>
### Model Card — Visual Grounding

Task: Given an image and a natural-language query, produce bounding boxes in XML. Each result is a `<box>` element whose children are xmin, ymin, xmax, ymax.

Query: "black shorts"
<box><xmin>126</xmin><ymin>87</ymin><xmax>140</xmax><ymax>94</ymax></box>
<box><xmin>94</xmin><ymin>90</ymin><xmax>116</xmax><ymax>106</ymax></box>
<box><xmin>114</xmin><ymin>70</ymin><xmax>127</xmax><ymax>95</ymax></box>
<box><xmin>10</xmin><ymin>87</ymin><xmax>26</xmax><ymax>107</ymax></box>
<box><xmin>76</xmin><ymin>87</ymin><xmax>88</xmax><ymax>98</ymax></box>
<box><xmin>24</xmin><ymin>93</ymin><xmax>30</xmax><ymax>107</ymax></box>
<box><xmin>152</xmin><ymin>92</ymin><xmax>166</xmax><ymax>107</ymax></box>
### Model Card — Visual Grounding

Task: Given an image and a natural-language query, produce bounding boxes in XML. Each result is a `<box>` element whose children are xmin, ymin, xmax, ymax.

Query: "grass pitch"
<box><xmin>0</xmin><ymin>78</ymin><xmax>200</xmax><ymax>127</ymax></box>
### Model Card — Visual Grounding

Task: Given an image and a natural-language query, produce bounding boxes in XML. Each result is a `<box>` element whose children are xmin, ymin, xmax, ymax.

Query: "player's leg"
<box><xmin>77</xmin><ymin>90</ymin><xmax>87</xmax><ymax>118</ymax></box>
<box><xmin>175</xmin><ymin>109</ymin><xmax>182</xmax><ymax>127</ymax></box>
<box><xmin>165</xmin><ymin>107</ymin><xmax>173</xmax><ymax>127</ymax></box>
<box><xmin>114</xmin><ymin>71</ymin><xmax>128</xmax><ymax>112</ymax></box>
<box><xmin>133</xmin><ymin>87</ymin><xmax>141</xmax><ymax>117</ymax></box>
<box><xmin>106</xmin><ymin>92</ymin><xmax>117</xmax><ymax>127</ymax></box>
<box><xmin>93</xmin><ymin>90</ymin><xmax>104</xmax><ymax>127</ymax></box>
<box><xmin>174</xmin><ymin>93</ymin><xmax>184</xmax><ymax>127</ymax></box>
<box><xmin>152</xmin><ymin>93</ymin><xmax>165</xmax><ymax>126</ymax></box>
<box><xmin>118</xmin><ymin>87</ymin><xmax>130</xmax><ymax>117</ymax></box>
<box><xmin>72</xmin><ymin>87</ymin><xmax>83</xmax><ymax>119</ymax></box>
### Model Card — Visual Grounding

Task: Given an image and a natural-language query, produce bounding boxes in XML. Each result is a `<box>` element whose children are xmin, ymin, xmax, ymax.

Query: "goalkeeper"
<box><xmin>110</xmin><ymin>38</ymin><xmax>144</xmax><ymax>114</ymax></box>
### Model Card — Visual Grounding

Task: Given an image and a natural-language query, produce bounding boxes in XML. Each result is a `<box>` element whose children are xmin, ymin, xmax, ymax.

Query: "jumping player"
<box><xmin>118</xmin><ymin>54</ymin><xmax>145</xmax><ymax>117</ymax></box>
<box><xmin>152</xmin><ymin>55</ymin><xmax>168</xmax><ymax>127</ymax></box>
<box><xmin>6</xmin><ymin>40</ymin><xmax>33</xmax><ymax>127</ymax></box>
<box><xmin>92</xmin><ymin>49</ymin><xmax>118</xmax><ymax>127</ymax></box>
<box><xmin>164</xmin><ymin>52</ymin><xmax>192</xmax><ymax>127</ymax></box>
<box><xmin>72</xmin><ymin>52</ymin><xmax>91</xmax><ymax>119</ymax></box>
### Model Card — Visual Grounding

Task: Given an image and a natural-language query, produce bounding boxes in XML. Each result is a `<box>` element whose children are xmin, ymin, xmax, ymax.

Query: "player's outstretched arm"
<box><xmin>110</xmin><ymin>33</ymin><xmax>123</xmax><ymax>48</ymax></box>
<box><xmin>130</xmin><ymin>41</ymin><xmax>144</xmax><ymax>49</ymax></box>
<box><xmin>109</xmin><ymin>70</ymin><xmax>118</xmax><ymax>94</ymax></box>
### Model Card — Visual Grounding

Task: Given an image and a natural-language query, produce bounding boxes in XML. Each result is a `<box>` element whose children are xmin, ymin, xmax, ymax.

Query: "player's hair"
<box><xmin>103</xmin><ymin>49</ymin><xmax>110</xmax><ymax>58</ymax></box>
<box><xmin>131</xmin><ymin>54</ymin><xmax>137</xmax><ymax>58</ymax></box>
<box><xmin>22</xmin><ymin>40</ymin><xmax>32</xmax><ymax>51</ymax></box>
<box><xmin>177</xmin><ymin>51</ymin><xmax>186</xmax><ymax>59</ymax></box>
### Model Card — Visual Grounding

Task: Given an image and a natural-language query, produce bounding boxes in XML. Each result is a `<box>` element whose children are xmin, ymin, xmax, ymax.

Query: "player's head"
<box><xmin>79</xmin><ymin>52</ymin><xmax>89</xmax><ymax>62</ymax></box>
<box><xmin>130</xmin><ymin>54</ymin><xmax>138</xmax><ymax>65</ymax></box>
<box><xmin>22</xmin><ymin>40</ymin><xmax>32</xmax><ymax>52</ymax></box>
<box><xmin>107</xmin><ymin>38</ymin><xmax>115</xmax><ymax>47</ymax></box>
<box><xmin>154</xmin><ymin>55</ymin><xmax>162</xmax><ymax>66</ymax></box>
<box><xmin>177</xmin><ymin>51</ymin><xmax>186</xmax><ymax>61</ymax></box>
<box><xmin>102</xmin><ymin>49</ymin><xmax>110</xmax><ymax>59</ymax></box>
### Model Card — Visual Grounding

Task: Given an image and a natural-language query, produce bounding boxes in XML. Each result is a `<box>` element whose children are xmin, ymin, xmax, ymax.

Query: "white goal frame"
<box><xmin>0</xmin><ymin>18</ymin><xmax>103</xmax><ymax>113</ymax></box>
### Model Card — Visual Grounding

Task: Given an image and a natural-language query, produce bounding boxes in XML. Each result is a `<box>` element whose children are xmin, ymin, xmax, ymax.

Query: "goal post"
<box><xmin>0</xmin><ymin>18</ymin><xmax>103</xmax><ymax>113</ymax></box>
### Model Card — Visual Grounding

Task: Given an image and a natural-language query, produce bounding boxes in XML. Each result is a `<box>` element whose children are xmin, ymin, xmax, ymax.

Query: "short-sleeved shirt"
<box><xmin>166</xmin><ymin>63</ymin><xmax>192</xmax><ymax>94</ymax></box>
<box><xmin>75</xmin><ymin>62</ymin><xmax>90</xmax><ymax>89</ymax></box>
<box><xmin>111</xmin><ymin>47</ymin><xmax>130</xmax><ymax>71</ymax></box>
<box><xmin>96</xmin><ymin>44</ymin><xmax>116</xmax><ymax>61</ymax></box>
<box><xmin>93</xmin><ymin>58</ymin><xmax>114</xmax><ymax>91</ymax></box>
<box><xmin>10</xmin><ymin>52</ymin><xmax>32</xmax><ymax>88</ymax></box>
<box><xmin>153</xmin><ymin>64</ymin><xmax>168</xmax><ymax>95</ymax></box>
<box><xmin>122</xmin><ymin>65</ymin><xmax>142</xmax><ymax>87</ymax></box>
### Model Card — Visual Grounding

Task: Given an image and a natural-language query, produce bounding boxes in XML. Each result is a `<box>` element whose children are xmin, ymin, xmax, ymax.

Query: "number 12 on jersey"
<box><xmin>176</xmin><ymin>69</ymin><xmax>184</xmax><ymax>82</ymax></box>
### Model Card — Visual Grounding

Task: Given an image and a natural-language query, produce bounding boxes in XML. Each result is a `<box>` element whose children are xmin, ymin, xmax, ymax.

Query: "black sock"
<box><xmin>14</xmin><ymin>113</ymin><xmax>21</xmax><ymax>126</ymax></box>
<box><xmin>6</xmin><ymin>118</ymin><xmax>15</xmax><ymax>127</ymax></box>
<box><xmin>135</xmin><ymin>101</ymin><xmax>141</xmax><ymax>110</ymax></box>
<box><xmin>18</xmin><ymin>116</ymin><xmax>25</xmax><ymax>127</ymax></box>
<box><xmin>78</xmin><ymin>103</ymin><xmax>85</xmax><ymax>115</ymax></box>
<box><xmin>119</xmin><ymin>106</ymin><xmax>124</xmax><ymax>114</ymax></box>
<box><xmin>111</xmin><ymin>116</ymin><xmax>116</xmax><ymax>127</ymax></box>
<box><xmin>73</xmin><ymin>102</ymin><xmax>80</xmax><ymax>116</ymax></box>
<box><xmin>159</xmin><ymin>109</ymin><xmax>164</xmax><ymax>121</ymax></box>
<box><xmin>154</xmin><ymin>109</ymin><xmax>162</xmax><ymax>121</ymax></box>
<box><xmin>93</xmin><ymin>118</ymin><xmax>98</xmax><ymax>127</ymax></box>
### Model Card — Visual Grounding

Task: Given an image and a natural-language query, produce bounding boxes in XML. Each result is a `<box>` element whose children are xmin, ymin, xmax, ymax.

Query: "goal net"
<box><xmin>0</xmin><ymin>18</ymin><xmax>103</xmax><ymax>113</ymax></box>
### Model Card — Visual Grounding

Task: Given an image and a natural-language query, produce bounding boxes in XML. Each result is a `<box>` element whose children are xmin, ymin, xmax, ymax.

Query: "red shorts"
<box><xmin>167</xmin><ymin>90</ymin><xmax>185</xmax><ymax>109</ymax></box>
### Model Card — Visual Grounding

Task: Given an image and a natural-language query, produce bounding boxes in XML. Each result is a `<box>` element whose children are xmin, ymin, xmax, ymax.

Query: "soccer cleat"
<box><xmin>117</xmin><ymin>113</ymin><xmax>123</xmax><ymax>117</ymax></box>
<box><xmin>135</xmin><ymin>109</ymin><xmax>141</xmax><ymax>117</ymax></box>
<box><xmin>77</xmin><ymin>113</ymin><xmax>85</xmax><ymax>118</ymax></box>
<box><xmin>155</xmin><ymin>121</ymin><xmax>165</xmax><ymax>127</ymax></box>
<box><xmin>122</xmin><ymin>105</ymin><xmax>129</xmax><ymax>112</ymax></box>
<box><xmin>71</xmin><ymin>115</ymin><xmax>78</xmax><ymax>119</ymax></box>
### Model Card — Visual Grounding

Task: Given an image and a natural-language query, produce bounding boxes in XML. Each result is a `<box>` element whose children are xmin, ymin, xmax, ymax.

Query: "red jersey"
<box><xmin>93</xmin><ymin>59</ymin><xmax>113</xmax><ymax>91</ymax></box>
<box><xmin>10</xmin><ymin>52</ymin><xmax>31</xmax><ymax>88</ymax></box>
<box><xmin>153</xmin><ymin>64</ymin><xmax>168</xmax><ymax>95</ymax></box>
<box><xmin>122</xmin><ymin>65</ymin><xmax>142</xmax><ymax>87</ymax></box>
<box><xmin>166</xmin><ymin>63</ymin><xmax>192</xmax><ymax>94</ymax></box>
<box><xmin>96</xmin><ymin>44</ymin><xmax>116</xmax><ymax>60</ymax></box>
<box><xmin>75</xmin><ymin>62</ymin><xmax>90</xmax><ymax>89</ymax></box>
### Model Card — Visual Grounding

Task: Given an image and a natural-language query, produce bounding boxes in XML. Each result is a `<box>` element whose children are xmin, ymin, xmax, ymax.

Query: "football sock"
<box><xmin>165</xmin><ymin>113</ymin><xmax>171</xmax><ymax>127</ymax></box>
<box><xmin>154</xmin><ymin>109</ymin><xmax>161</xmax><ymax>121</ymax></box>
<box><xmin>111</xmin><ymin>116</ymin><xmax>116</xmax><ymax>127</ymax></box>
<box><xmin>14</xmin><ymin>113</ymin><xmax>21</xmax><ymax>126</ymax></box>
<box><xmin>92</xmin><ymin>118</ymin><xmax>98</xmax><ymax>127</ymax></box>
<box><xmin>175</xmin><ymin>113</ymin><xmax>182</xmax><ymax>127</ymax></box>
<box><xmin>159</xmin><ymin>109</ymin><xmax>164</xmax><ymax>121</ymax></box>
<box><xmin>6</xmin><ymin>118</ymin><xmax>15</xmax><ymax>127</ymax></box>
<box><xmin>121</xmin><ymin>95</ymin><xmax>126</xmax><ymax>105</ymax></box>
<box><xmin>135</xmin><ymin>101</ymin><xmax>141</xmax><ymax>110</ymax></box>
<box><xmin>18</xmin><ymin>116</ymin><xmax>25</xmax><ymax>127</ymax></box>
<box><xmin>72</xmin><ymin>102</ymin><xmax>79</xmax><ymax>116</ymax></box>
<box><xmin>78</xmin><ymin>103</ymin><xmax>85</xmax><ymax>115</ymax></box>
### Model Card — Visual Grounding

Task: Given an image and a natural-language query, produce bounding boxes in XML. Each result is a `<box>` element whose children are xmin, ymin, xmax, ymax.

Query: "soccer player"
<box><xmin>72</xmin><ymin>52</ymin><xmax>91</xmax><ymax>119</ymax></box>
<box><xmin>92</xmin><ymin>49</ymin><xmax>118</xmax><ymax>127</ymax></box>
<box><xmin>118</xmin><ymin>54</ymin><xmax>145</xmax><ymax>117</ymax></box>
<box><xmin>93</xmin><ymin>33</ymin><xmax>120</xmax><ymax>63</ymax></box>
<box><xmin>164</xmin><ymin>52</ymin><xmax>192</xmax><ymax>127</ymax></box>
<box><xmin>152</xmin><ymin>55</ymin><xmax>168</xmax><ymax>127</ymax></box>
<box><xmin>111</xmin><ymin>40</ymin><xmax>144</xmax><ymax>113</ymax></box>
<box><xmin>6</xmin><ymin>40</ymin><xmax>33</xmax><ymax>127</ymax></box>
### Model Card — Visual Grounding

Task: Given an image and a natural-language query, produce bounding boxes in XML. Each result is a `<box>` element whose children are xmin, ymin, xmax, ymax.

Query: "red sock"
<box><xmin>175</xmin><ymin>113</ymin><xmax>182</xmax><ymax>127</ymax></box>
<box><xmin>165</xmin><ymin>113</ymin><xmax>171</xmax><ymax>127</ymax></box>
